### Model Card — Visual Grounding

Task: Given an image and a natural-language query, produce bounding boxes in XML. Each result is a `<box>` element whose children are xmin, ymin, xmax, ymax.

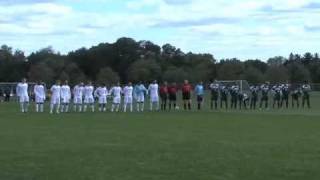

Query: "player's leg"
<box><xmin>307</xmin><ymin>95</ymin><xmax>311</xmax><ymax>108</ymax></box>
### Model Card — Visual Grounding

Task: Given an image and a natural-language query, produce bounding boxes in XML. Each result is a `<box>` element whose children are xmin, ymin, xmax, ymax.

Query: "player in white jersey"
<box><xmin>123</xmin><ymin>82</ymin><xmax>134</xmax><ymax>112</ymax></box>
<box><xmin>133</xmin><ymin>81</ymin><xmax>148</xmax><ymax>112</ymax></box>
<box><xmin>73</xmin><ymin>82</ymin><xmax>84</xmax><ymax>112</ymax></box>
<box><xmin>60</xmin><ymin>80</ymin><xmax>71</xmax><ymax>113</ymax></box>
<box><xmin>50</xmin><ymin>80</ymin><xmax>61</xmax><ymax>114</ymax></box>
<box><xmin>16</xmin><ymin>78</ymin><xmax>29</xmax><ymax>113</ymax></box>
<box><xmin>94</xmin><ymin>83</ymin><xmax>108</xmax><ymax>112</ymax></box>
<box><xmin>110</xmin><ymin>82</ymin><xmax>122</xmax><ymax>112</ymax></box>
<box><xmin>33</xmin><ymin>81</ymin><xmax>46</xmax><ymax>113</ymax></box>
<box><xmin>148</xmin><ymin>80</ymin><xmax>160</xmax><ymax>111</ymax></box>
<box><xmin>83</xmin><ymin>81</ymin><xmax>95</xmax><ymax>112</ymax></box>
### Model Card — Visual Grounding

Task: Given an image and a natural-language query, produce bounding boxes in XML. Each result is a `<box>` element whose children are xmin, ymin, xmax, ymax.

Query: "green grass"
<box><xmin>0</xmin><ymin>93</ymin><xmax>320</xmax><ymax>180</ymax></box>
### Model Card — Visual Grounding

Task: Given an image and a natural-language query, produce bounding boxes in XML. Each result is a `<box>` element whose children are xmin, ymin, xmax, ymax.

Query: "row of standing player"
<box><xmin>208</xmin><ymin>82</ymin><xmax>312</xmax><ymax>110</ymax></box>
<box><xmin>15</xmin><ymin>78</ymin><xmax>312</xmax><ymax>113</ymax></box>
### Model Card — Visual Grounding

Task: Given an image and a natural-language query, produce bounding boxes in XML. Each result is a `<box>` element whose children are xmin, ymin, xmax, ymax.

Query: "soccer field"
<box><xmin>0</xmin><ymin>93</ymin><xmax>320</xmax><ymax>180</ymax></box>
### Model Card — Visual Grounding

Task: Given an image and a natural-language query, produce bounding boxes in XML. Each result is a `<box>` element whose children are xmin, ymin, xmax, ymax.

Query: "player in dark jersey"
<box><xmin>280</xmin><ymin>84</ymin><xmax>290</xmax><ymax>108</ymax></box>
<box><xmin>302</xmin><ymin>81</ymin><xmax>311</xmax><ymax>108</ymax></box>
<box><xmin>220</xmin><ymin>85</ymin><xmax>229</xmax><ymax>109</ymax></box>
<box><xmin>250</xmin><ymin>86</ymin><xmax>259</xmax><ymax>110</ymax></box>
<box><xmin>168</xmin><ymin>82</ymin><xmax>177</xmax><ymax>110</ymax></box>
<box><xmin>160</xmin><ymin>81</ymin><xmax>169</xmax><ymax>111</ymax></box>
<box><xmin>260</xmin><ymin>83</ymin><xmax>270</xmax><ymax>109</ymax></box>
<box><xmin>230</xmin><ymin>85</ymin><xmax>239</xmax><ymax>109</ymax></box>
<box><xmin>182</xmin><ymin>80</ymin><xmax>192</xmax><ymax>110</ymax></box>
<box><xmin>291</xmin><ymin>88</ymin><xmax>302</xmax><ymax>108</ymax></box>
<box><xmin>272</xmin><ymin>84</ymin><xmax>281</xmax><ymax>109</ymax></box>
<box><xmin>209</xmin><ymin>81</ymin><xmax>219</xmax><ymax>110</ymax></box>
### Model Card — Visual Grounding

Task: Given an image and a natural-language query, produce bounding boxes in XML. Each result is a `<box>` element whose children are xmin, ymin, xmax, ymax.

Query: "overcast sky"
<box><xmin>0</xmin><ymin>0</ymin><xmax>320</xmax><ymax>60</ymax></box>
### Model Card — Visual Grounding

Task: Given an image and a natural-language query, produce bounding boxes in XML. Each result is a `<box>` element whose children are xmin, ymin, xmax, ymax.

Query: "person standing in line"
<box><xmin>302</xmin><ymin>81</ymin><xmax>311</xmax><ymax>108</ymax></box>
<box><xmin>83</xmin><ymin>81</ymin><xmax>95</xmax><ymax>112</ymax></box>
<box><xmin>168</xmin><ymin>82</ymin><xmax>178</xmax><ymax>110</ymax></box>
<box><xmin>110</xmin><ymin>82</ymin><xmax>122</xmax><ymax>112</ymax></box>
<box><xmin>73</xmin><ymin>82</ymin><xmax>84</xmax><ymax>112</ymax></box>
<box><xmin>194</xmin><ymin>81</ymin><xmax>204</xmax><ymax>110</ymax></box>
<box><xmin>50</xmin><ymin>80</ymin><xmax>61</xmax><ymax>114</ymax></box>
<box><xmin>133</xmin><ymin>82</ymin><xmax>148</xmax><ymax>112</ymax></box>
<box><xmin>209</xmin><ymin>80</ymin><xmax>219</xmax><ymax>110</ymax></box>
<box><xmin>34</xmin><ymin>81</ymin><xmax>46</xmax><ymax>113</ymax></box>
<box><xmin>160</xmin><ymin>81</ymin><xmax>169</xmax><ymax>111</ymax></box>
<box><xmin>16</xmin><ymin>78</ymin><xmax>29</xmax><ymax>113</ymax></box>
<box><xmin>182</xmin><ymin>80</ymin><xmax>192</xmax><ymax>110</ymax></box>
<box><xmin>123</xmin><ymin>82</ymin><xmax>134</xmax><ymax>112</ymax></box>
<box><xmin>60</xmin><ymin>80</ymin><xmax>71</xmax><ymax>113</ymax></box>
<box><xmin>94</xmin><ymin>83</ymin><xmax>108</xmax><ymax>112</ymax></box>
<box><xmin>148</xmin><ymin>80</ymin><xmax>160</xmax><ymax>111</ymax></box>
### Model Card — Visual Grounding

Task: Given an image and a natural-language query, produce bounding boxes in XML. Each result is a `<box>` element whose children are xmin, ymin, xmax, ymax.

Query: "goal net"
<box><xmin>215</xmin><ymin>80</ymin><xmax>250</xmax><ymax>93</ymax></box>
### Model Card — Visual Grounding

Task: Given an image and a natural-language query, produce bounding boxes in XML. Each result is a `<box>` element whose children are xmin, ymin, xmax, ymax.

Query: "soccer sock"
<box><xmin>198</xmin><ymin>103</ymin><xmax>200</xmax><ymax>110</ymax></box>
<box><xmin>150</xmin><ymin>102</ymin><xmax>153</xmax><ymax>111</ymax></box>
<box><xmin>65</xmin><ymin>105</ymin><xmax>69</xmax><ymax>112</ymax></box>
<box><xmin>36</xmin><ymin>104</ymin><xmax>39</xmax><ymax>112</ymax></box>
<box><xmin>84</xmin><ymin>105</ymin><xmax>87</xmax><ymax>112</ymax></box>
<box><xmin>50</xmin><ymin>104</ymin><xmax>54</xmax><ymax>113</ymax></box>
<box><xmin>130</xmin><ymin>104</ymin><xmax>133</xmax><ymax>112</ymax></box>
<box><xmin>184</xmin><ymin>103</ymin><xmax>187</xmax><ymax>110</ymax></box>
<box><xmin>79</xmin><ymin>105</ymin><xmax>82</xmax><ymax>112</ymax></box>
<box><xmin>103</xmin><ymin>104</ymin><xmax>106</xmax><ymax>112</ymax></box>
<box><xmin>124</xmin><ymin>104</ymin><xmax>127</xmax><ymax>112</ymax></box>
<box><xmin>40</xmin><ymin>104</ymin><xmax>44</xmax><ymax>112</ymax></box>
<box><xmin>169</xmin><ymin>103</ymin><xmax>171</xmax><ymax>110</ymax></box>
<box><xmin>61</xmin><ymin>105</ymin><xmax>64</xmax><ymax>113</ymax></box>
<box><xmin>188</xmin><ymin>103</ymin><xmax>191</xmax><ymax>110</ymax></box>
<box><xmin>174</xmin><ymin>103</ymin><xmax>176</xmax><ymax>109</ymax></box>
<box><xmin>141</xmin><ymin>103</ymin><xmax>144</xmax><ymax>112</ymax></box>
<box><xmin>25</xmin><ymin>103</ymin><xmax>29</xmax><ymax>112</ymax></box>
<box><xmin>56</xmin><ymin>104</ymin><xmax>60</xmax><ymax>113</ymax></box>
<box><xmin>74</xmin><ymin>105</ymin><xmax>77</xmax><ymax>112</ymax></box>
<box><xmin>156</xmin><ymin>102</ymin><xmax>159</xmax><ymax>111</ymax></box>
<box><xmin>137</xmin><ymin>103</ymin><xmax>140</xmax><ymax>112</ymax></box>
<box><xmin>116</xmin><ymin>104</ymin><xmax>120</xmax><ymax>112</ymax></box>
<box><xmin>91</xmin><ymin>104</ymin><xmax>95</xmax><ymax>112</ymax></box>
<box><xmin>111</xmin><ymin>104</ymin><xmax>115</xmax><ymax>112</ymax></box>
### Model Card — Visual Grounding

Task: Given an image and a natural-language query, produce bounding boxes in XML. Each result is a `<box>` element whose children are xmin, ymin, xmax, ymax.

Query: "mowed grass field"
<box><xmin>1</xmin><ymin>93</ymin><xmax>320</xmax><ymax>180</ymax></box>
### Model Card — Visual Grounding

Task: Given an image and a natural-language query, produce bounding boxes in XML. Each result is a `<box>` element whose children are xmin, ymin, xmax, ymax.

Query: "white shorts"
<box><xmin>124</xmin><ymin>96</ymin><xmax>133</xmax><ymax>104</ymax></box>
<box><xmin>73</xmin><ymin>96</ymin><xmax>83</xmax><ymax>104</ymax></box>
<box><xmin>136</xmin><ymin>95</ymin><xmax>145</xmax><ymax>103</ymax></box>
<box><xmin>51</xmin><ymin>96</ymin><xmax>60</xmax><ymax>105</ymax></box>
<box><xmin>19</xmin><ymin>95</ymin><xmax>29</xmax><ymax>103</ymax></box>
<box><xmin>98</xmin><ymin>96</ymin><xmax>107</xmax><ymax>104</ymax></box>
<box><xmin>150</xmin><ymin>95</ymin><xmax>159</xmax><ymax>103</ymax></box>
<box><xmin>61</xmin><ymin>96</ymin><xmax>70</xmax><ymax>104</ymax></box>
<box><xmin>35</xmin><ymin>95</ymin><xmax>45</xmax><ymax>104</ymax></box>
<box><xmin>84</xmin><ymin>96</ymin><xmax>94</xmax><ymax>104</ymax></box>
<box><xmin>113</xmin><ymin>96</ymin><xmax>121</xmax><ymax>104</ymax></box>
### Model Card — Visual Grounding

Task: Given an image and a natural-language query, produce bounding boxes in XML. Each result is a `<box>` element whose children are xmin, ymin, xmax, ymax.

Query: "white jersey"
<box><xmin>95</xmin><ymin>87</ymin><xmax>108</xmax><ymax>104</ymax></box>
<box><xmin>94</xmin><ymin>87</ymin><xmax>108</xmax><ymax>97</ymax></box>
<box><xmin>84</xmin><ymin>85</ymin><xmax>94</xmax><ymax>98</ymax></box>
<box><xmin>34</xmin><ymin>85</ymin><xmax>45</xmax><ymax>99</ymax></box>
<box><xmin>61</xmin><ymin>85</ymin><xmax>71</xmax><ymax>98</ymax></box>
<box><xmin>16</xmin><ymin>83</ymin><xmax>29</xmax><ymax>97</ymax></box>
<box><xmin>148</xmin><ymin>83</ymin><xmax>159</xmax><ymax>97</ymax></box>
<box><xmin>73</xmin><ymin>85</ymin><xmax>84</xmax><ymax>98</ymax></box>
<box><xmin>123</xmin><ymin>86</ymin><xmax>133</xmax><ymax>98</ymax></box>
<box><xmin>110</xmin><ymin>86</ymin><xmax>122</xmax><ymax>97</ymax></box>
<box><xmin>50</xmin><ymin>85</ymin><xmax>61</xmax><ymax>98</ymax></box>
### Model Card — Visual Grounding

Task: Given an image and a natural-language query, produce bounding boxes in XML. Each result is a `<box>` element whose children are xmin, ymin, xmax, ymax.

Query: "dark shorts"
<box><xmin>169</xmin><ymin>94</ymin><xmax>177</xmax><ymax>101</ymax></box>
<box><xmin>160</xmin><ymin>93</ymin><xmax>168</xmax><ymax>100</ymax></box>
<box><xmin>182</xmin><ymin>92</ymin><xmax>191</xmax><ymax>100</ymax></box>
<box><xmin>197</xmin><ymin>95</ymin><xmax>203</xmax><ymax>102</ymax></box>
<box><xmin>261</xmin><ymin>96</ymin><xmax>268</xmax><ymax>101</ymax></box>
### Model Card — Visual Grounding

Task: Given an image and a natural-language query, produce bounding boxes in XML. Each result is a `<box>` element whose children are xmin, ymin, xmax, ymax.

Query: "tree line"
<box><xmin>0</xmin><ymin>37</ymin><xmax>319</xmax><ymax>85</ymax></box>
